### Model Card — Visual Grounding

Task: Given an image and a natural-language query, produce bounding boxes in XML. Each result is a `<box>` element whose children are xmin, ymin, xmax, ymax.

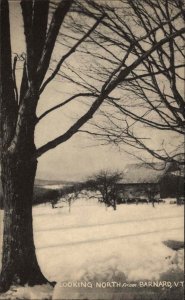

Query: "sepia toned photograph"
<box><xmin>0</xmin><ymin>0</ymin><xmax>184</xmax><ymax>299</ymax></box>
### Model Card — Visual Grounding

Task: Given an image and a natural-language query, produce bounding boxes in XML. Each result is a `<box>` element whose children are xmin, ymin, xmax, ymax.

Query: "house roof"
<box><xmin>119</xmin><ymin>162</ymin><xmax>174</xmax><ymax>184</ymax></box>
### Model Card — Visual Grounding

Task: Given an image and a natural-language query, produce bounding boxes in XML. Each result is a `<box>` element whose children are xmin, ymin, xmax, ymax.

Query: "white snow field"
<box><xmin>0</xmin><ymin>197</ymin><xmax>184</xmax><ymax>299</ymax></box>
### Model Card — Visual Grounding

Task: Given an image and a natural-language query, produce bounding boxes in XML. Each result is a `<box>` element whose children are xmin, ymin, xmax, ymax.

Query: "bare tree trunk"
<box><xmin>113</xmin><ymin>199</ymin><xmax>116</xmax><ymax>210</ymax></box>
<box><xmin>0</xmin><ymin>1</ymin><xmax>73</xmax><ymax>291</ymax></box>
<box><xmin>0</xmin><ymin>149</ymin><xmax>49</xmax><ymax>292</ymax></box>
<box><xmin>0</xmin><ymin>92</ymin><xmax>49</xmax><ymax>291</ymax></box>
<box><xmin>69</xmin><ymin>199</ymin><xmax>71</xmax><ymax>213</ymax></box>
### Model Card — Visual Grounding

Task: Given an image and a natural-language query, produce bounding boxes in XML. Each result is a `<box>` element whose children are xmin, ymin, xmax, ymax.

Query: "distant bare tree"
<box><xmin>59</xmin><ymin>184</ymin><xmax>81</xmax><ymax>212</ymax></box>
<box><xmin>84</xmin><ymin>170</ymin><xmax>122</xmax><ymax>210</ymax></box>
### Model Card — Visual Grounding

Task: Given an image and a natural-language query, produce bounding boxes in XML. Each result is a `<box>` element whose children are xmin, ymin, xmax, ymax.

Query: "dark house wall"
<box><xmin>160</xmin><ymin>175</ymin><xmax>184</xmax><ymax>198</ymax></box>
<box><xmin>118</xmin><ymin>183</ymin><xmax>160</xmax><ymax>202</ymax></box>
<box><xmin>118</xmin><ymin>175</ymin><xmax>184</xmax><ymax>202</ymax></box>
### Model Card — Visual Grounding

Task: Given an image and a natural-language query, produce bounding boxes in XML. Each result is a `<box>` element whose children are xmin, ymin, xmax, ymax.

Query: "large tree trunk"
<box><xmin>0</xmin><ymin>0</ymin><xmax>73</xmax><ymax>293</ymax></box>
<box><xmin>0</xmin><ymin>146</ymin><xmax>49</xmax><ymax>292</ymax></box>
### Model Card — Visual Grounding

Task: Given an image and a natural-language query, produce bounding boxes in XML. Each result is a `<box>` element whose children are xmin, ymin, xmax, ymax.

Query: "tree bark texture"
<box><xmin>0</xmin><ymin>0</ymin><xmax>73</xmax><ymax>291</ymax></box>
<box><xmin>0</xmin><ymin>74</ymin><xmax>49</xmax><ymax>291</ymax></box>
<box><xmin>0</xmin><ymin>145</ymin><xmax>49</xmax><ymax>292</ymax></box>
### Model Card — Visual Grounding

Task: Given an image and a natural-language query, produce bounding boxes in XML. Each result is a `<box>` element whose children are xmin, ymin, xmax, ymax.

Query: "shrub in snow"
<box><xmin>167</xmin><ymin>249</ymin><xmax>184</xmax><ymax>271</ymax></box>
<box><xmin>33</xmin><ymin>187</ymin><xmax>59</xmax><ymax>206</ymax></box>
<box><xmin>52</xmin><ymin>248</ymin><xmax>184</xmax><ymax>300</ymax></box>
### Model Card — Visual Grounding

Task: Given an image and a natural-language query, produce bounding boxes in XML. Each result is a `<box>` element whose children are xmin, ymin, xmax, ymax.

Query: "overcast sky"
<box><xmin>9</xmin><ymin>1</ymin><xmax>182</xmax><ymax>181</ymax></box>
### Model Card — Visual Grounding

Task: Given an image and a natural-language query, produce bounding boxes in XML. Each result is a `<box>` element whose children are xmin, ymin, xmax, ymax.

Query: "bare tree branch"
<box><xmin>36</xmin><ymin>0</ymin><xmax>74</xmax><ymax>86</ymax></box>
<box><xmin>40</xmin><ymin>14</ymin><xmax>105</xmax><ymax>94</ymax></box>
<box><xmin>37</xmin><ymin>92</ymin><xmax>96</xmax><ymax>122</ymax></box>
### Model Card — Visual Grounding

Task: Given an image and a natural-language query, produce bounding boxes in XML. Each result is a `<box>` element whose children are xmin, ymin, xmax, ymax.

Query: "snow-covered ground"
<box><xmin>0</xmin><ymin>198</ymin><xmax>184</xmax><ymax>299</ymax></box>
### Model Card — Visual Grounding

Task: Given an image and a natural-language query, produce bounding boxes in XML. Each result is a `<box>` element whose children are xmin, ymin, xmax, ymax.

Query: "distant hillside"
<box><xmin>0</xmin><ymin>178</ymin><xmax>78</xmax><ymax>209</ymax></box>
<box><xmin>0</xmin><ymin>178</ymin><xmax>76</xmax><ymax>189</ymax></box>
<box><xmin>0</xmin><ymin>178</ymin><xmax>77</xmax><ymax>199</ymax></box>
<box><xmin>34</xmin><ymin>178</ymin><xmax>77</xmax><ymax>186</ymax></box>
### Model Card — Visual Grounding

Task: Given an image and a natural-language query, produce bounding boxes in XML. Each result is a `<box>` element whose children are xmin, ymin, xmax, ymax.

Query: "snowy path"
<box><xmin>37</xmin><ymin>227</ymin><xmax>182</xmax><ymax>249</ymax></box>
<box><xmin>35</xmin><ymin>214</ymin><xmax>183</xmax><ymax>249</ymax></box>
<box><xmin>35</xmin><ymin>213</ymin><xmax>183</xmax><ymax>232</ymax></box>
